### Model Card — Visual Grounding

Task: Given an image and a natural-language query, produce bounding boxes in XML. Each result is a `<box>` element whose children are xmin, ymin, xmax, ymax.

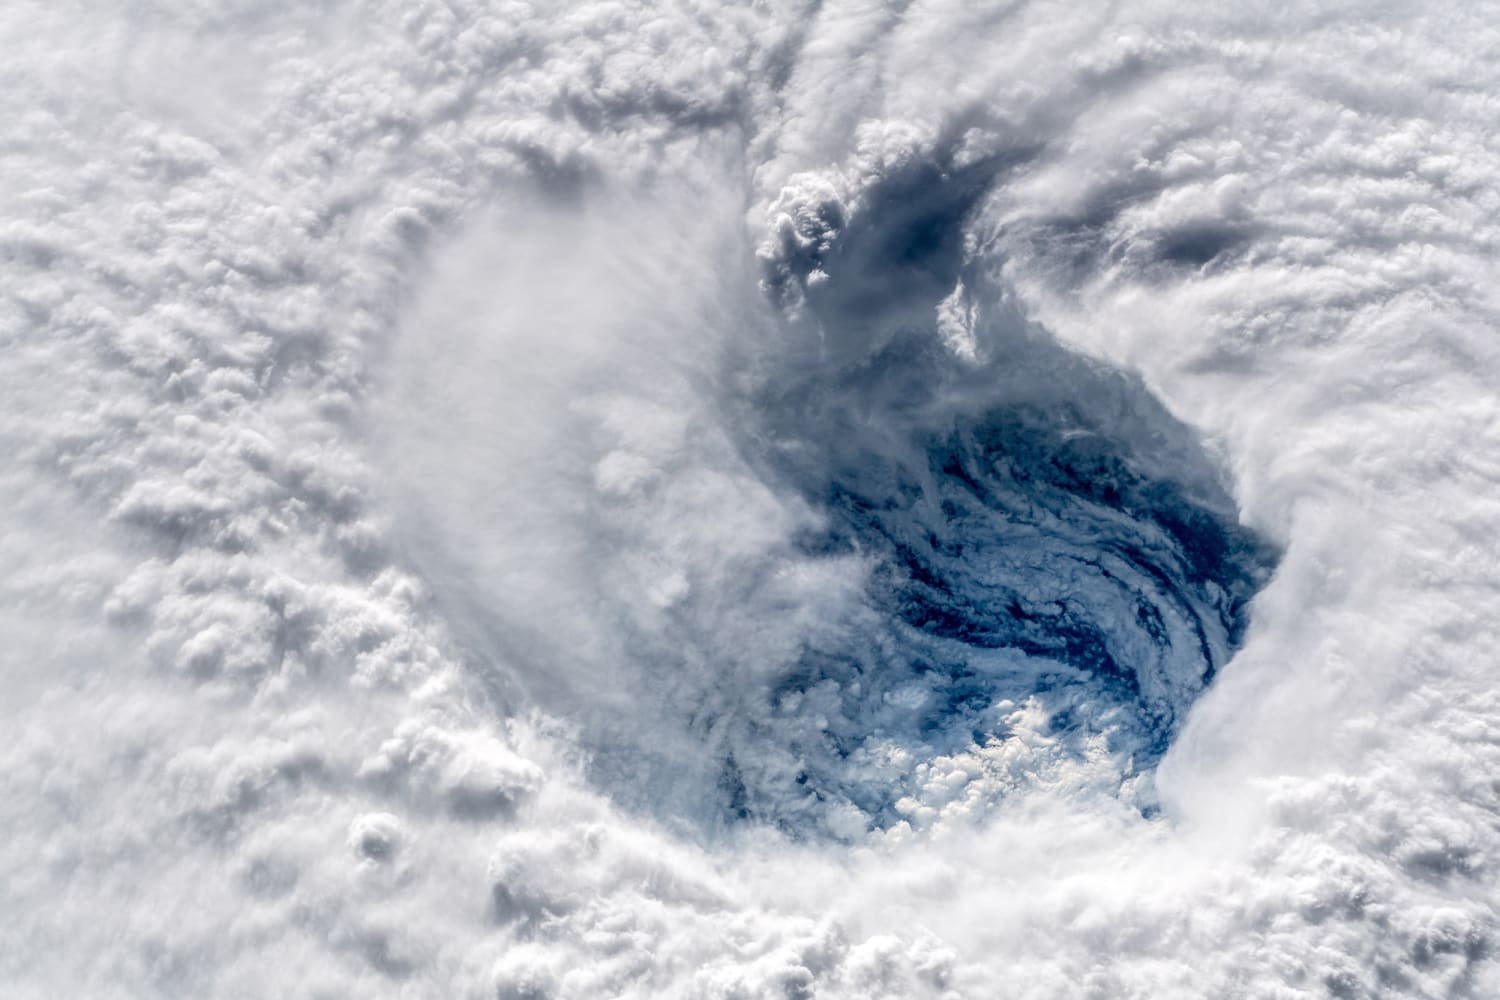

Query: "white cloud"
<box><xmin>4</xmin><ymin>0</ymin><xmax>1500</xmax><ymax>996</ymax></box>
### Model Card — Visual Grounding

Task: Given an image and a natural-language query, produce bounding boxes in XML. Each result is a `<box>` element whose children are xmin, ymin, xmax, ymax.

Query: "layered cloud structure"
<box><xmin>4</xmin><ymin>1</ymin><xmax>1500</xmax><ymax>998</ymax></box>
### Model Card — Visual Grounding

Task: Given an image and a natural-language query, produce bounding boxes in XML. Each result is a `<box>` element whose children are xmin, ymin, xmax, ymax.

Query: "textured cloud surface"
<box><xmin>5</xmin><ymin>1</ymin><xmax>1500</xmax><ymax>997</ymax></box>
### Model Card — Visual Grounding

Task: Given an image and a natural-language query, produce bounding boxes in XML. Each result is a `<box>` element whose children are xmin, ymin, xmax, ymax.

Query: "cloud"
<box><xmin>4</xmin><ymin>0</ymin><xmax>1500</xmax><ymax>997</ymax></box>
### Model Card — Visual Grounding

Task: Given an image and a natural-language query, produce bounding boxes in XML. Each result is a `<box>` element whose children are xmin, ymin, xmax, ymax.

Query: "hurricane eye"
<box><xmin>718</xmin><ymin>152</ymin><xmax>1281</xmax><ymax>835</ymax></box>
<box><xmin>708</xmin><ymin>334</ymin><xmax>1284</xmax><ymax>839</ymax></box>
<box><xmin>733</xmin><ymin>351</ymin><xmax>1278</xmax><ymax>836</ymax></box>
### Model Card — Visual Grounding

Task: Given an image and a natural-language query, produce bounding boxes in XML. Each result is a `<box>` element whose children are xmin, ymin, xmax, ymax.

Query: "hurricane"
<box><xmin>4</xmin><ymin>1</ymin><xmax>1499</xmax><ymax>998</ymax></box>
